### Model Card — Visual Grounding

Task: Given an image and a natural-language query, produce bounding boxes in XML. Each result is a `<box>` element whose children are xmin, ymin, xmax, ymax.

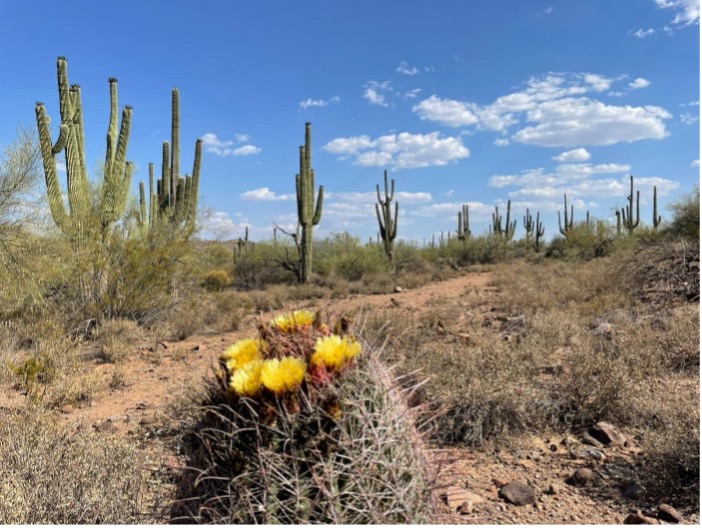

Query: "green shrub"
<box><xmin>666</xmin><ymin>185</ymin><xmax>700</xmax><ymax>241</ymax></box>
<box><xmin>202</xmin><ymin>269</ymin><xmax>231</xmax><ymax>292</ymax></box>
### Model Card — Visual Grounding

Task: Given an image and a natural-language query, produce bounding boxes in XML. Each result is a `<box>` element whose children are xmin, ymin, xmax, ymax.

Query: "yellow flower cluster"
<box><xmin>221</xmin><ymin>338</ymin><xmax>264</xmax><ymax>370</ymax></box>
<box><xmin>270</xmin><ymin>310</ymin><xmax>315</xmax><ymax>333</ymax></box>
<box><xmin>310</xmin><ymin>335</ymin><xmax>362</xmax><ymax>371</ymax></box>
<box><xmin>261</xmin><ymin>357</ymin><xmax>307</xmax><ymax>393</ymax></box>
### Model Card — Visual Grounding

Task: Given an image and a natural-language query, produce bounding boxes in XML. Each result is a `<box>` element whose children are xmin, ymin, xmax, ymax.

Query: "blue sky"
<box><xmin>1</xmin><ymin>0</ymin><xmax>699</xmax><ymax>242</ymax></box>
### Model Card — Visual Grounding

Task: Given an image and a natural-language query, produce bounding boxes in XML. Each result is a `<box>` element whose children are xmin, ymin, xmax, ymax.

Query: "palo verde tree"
<box><xmin>35</xmin><ymin>57</ymin><xmax>133</xmax><ymax>240</ymax></box>
<box><xmin>295</xmin><ymin>122</ymin><xmax>323</xmax><ymax>283</ymax></box>
<box><xmin>375</xmin><ymin>170</ymin><xmax>398</xmax><ymax>262</ymax></box>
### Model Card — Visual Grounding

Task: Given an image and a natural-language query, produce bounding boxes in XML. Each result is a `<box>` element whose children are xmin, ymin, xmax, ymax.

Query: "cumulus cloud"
<box><xmin>632</xmin><ymin>27</ymin><xmax>656</xmax><ymax>38</ymax></box>
<box><xmin>654</xmin><ymin>0</ymin><xmax>700</xmax><ymax>26</ymax></box>
<box><xmin>201</xmin><ymin>211</ymin><xmax>249</xmax><ymax>240</ymax></box>
<box><xmin>324</xmin><ymin>131</ymin><xmax>470</xmax><ymax>169</ymax></box>
<box><xmin>396</xmin><ymin>61</ymin><xmax>420</xmax><ymax>75</ymax></box>
<box><xmin>494</xmin><ymin>138</ymin><xmax>510</xmax><ymax>147</ymax></box>
<box><xmin>692</xmin><ymin>159</ymin><xmax>700</xmax><ymax>167</ymax></box>
<box><xmin>201</xmin><ymin>133</ymin><xmax>262</xmax><ymax>157</ymax></box>
<box><xmin>629</xmin><ymin>77</ymin><xmax>651</xmax><ymax>89</ymax></box>
<box><xmin>363</xmin><ymin>81</ymin><xmax>392</xmax><ymax>107</ymax></box>
<box><xmin>412</xmin><ymin>201</ymin><xmax>494</xmax><ymax>219</ymax></box>
<box><xmin>235</xmin><ymin>133</ymin><xmax>250</xmax><ymax>142</ymax></box>
<box><xmin>413</xmin><ymin>95</ymin><xmax>480</xmax><ymax>127</ymax></box>
<box><xmin>240</xmin><ymin>187</ymin><xmax>292</xmax><ymax>201</ymax></box>
<box><xmin>680</xmin><ymin>112</ymin><xmax>700</xmax><ymax>124</ymax></box>
<box><xmin>299</xmin><ymin>96</ymin><xmax>340</xmax><ymax>109</ymax></box>
<box><xmin>411</xmin><ymin>72</ymin><xmax>671</xmax><ymax>147</ymax></box>
<box><xmin>552</xmin><ymin>148</ymin><xmax>591</xmax><ymax>162</ymax></box>
<box><xmin>332</xmin><ymin>191</ymin><xmax>432</xmax><ymax>204</ymax></box>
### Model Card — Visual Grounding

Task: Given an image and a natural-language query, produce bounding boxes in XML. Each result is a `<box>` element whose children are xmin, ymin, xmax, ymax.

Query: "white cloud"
<box><xmin>413</xmin><ymin>95</ymin><xmax>480</xmax><ymax>127</ymax></box>
<box><xmin>363</xmin><ymin>81</ymin><xmax>392</xmax><ymax>107</ymax></box>
<box><xmin>240</xmin><ymin>187</ymin><xmax>292</xmax><ymax>201</ymax></box>
<box><xmin>324</xmin><ymin>131</ymin><xmax>470</xmax><ymax>169</ymax></box>
<box><xmin>56</xmin><ymin>160</ymin><xmax>66</xmax><ymax>172</ymax></box>
<box><xmin>681</xmin><ymin>100</ymin><xmax>700</xmax><ymax>106</ymax></box>
<box><xmin>201</xmin><ymin>211</ymin><xmax>249</xmax><ymax>240</ymax></box>
<box><xmin>680</xmin><ymin>112</ymin><xmax>700</xmax><ymax>124</ymax></box>
<box><xmin>552</xmin><ymin>148</ymin><xmax>591</xmax><ymax>162</ymax></box>
<box><xmin>513</xmin><ymin>98</ymin><xmax>671</xmax><ymax>147</ymax></box>
<box><xmin>331</xmin><ymin>191</ymin><xmax>432</xmax><ymax>204</ymax></box>
<box><xmin>299</xmin><ymin>96</ymin><xmax>340</xmax><ymax>109</ymax></box>
<box><xmin>201</xmin><ymin>133</ymin><xmax>262</xmax><ymax>157</ymax></box>
<box><xmin>544</xmin><ymin>6</ymin><xmax>553</xmax><ymax>14</ymax></box>
<box><xmin>396</xmin><ymin>61</ymin><xmax>420</xmax><ymax>76</ymax></box>
<box><xmin>401</xmin><ymin>88</ymin><xmax>422</xmax><ymax>99</ymax></box>
<box><xmin>445</xmin><ymin>189</ymin><xmax>455</xmax><ymax>196</ymax></box>
<box><xmin>692</xmin><ymin>159</ymin><xmax>700</xmax><ymax>167</ymax></box>
<box><xmin>583</xmin><ymin>73</ymin><xmax>614</xmax><ymax>92</ymax></box>
<box><xmin>629</xmin><ymin>77</ymin><xmax>651</xmax><ymax>89</ymax></box>
<box><xmin>235</xmin><ymin>133</ymin><xmax>250</xmax><ymax>142</ymax></box>
<box><xmin>494</xmin><ymin>138</ymin><xmax>510</xmax><ymax>147</ymax></box>
<box><xmin>413</xmin><ymin>201</ymin><xmax>494</xmax><ymax>219</ymax></box>
<box><xmin>654</xmin><ymin>0</ymin><xmax>700</xmax><ymax>26</ymax></box>
<box><xmin>632</xmin><ymin>27</ymin><xmax>656</xmax><ymax>38</ymax></box>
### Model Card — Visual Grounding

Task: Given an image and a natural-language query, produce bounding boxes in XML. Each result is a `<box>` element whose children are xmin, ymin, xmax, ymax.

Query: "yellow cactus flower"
<box><xmin>261</xmin><ymin>357</ymin><xmax>307</xmax><ymax>393</ymax></box>
<box><xmin>311</xmin><ymin>335</ymin><xmax>362</xmax><ymax>371</ymax></box>
<box><xmin>221</xmin><ymin>338</ymin><xmax>264</xmax><ymax>370</ymax></box>
<box><xmin>269</xmin><ymin>310</ymin><xmax>316</xmax><ymax>333</ymax></box>
<box><xmin>229</xmin><ymin>360</ymin><xmax>264</xmax><ymax>396</ymax></box>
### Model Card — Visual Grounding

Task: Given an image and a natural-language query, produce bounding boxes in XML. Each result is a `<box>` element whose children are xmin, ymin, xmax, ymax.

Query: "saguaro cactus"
<box><xmin>523</xmin><ymin>208</ymin><xmax>534</xmax><ymax>245</ymax></box>
<box><xmin>653</xmin><ymin>185</ymin><xmax>662</xmax><ymax>229</ymax></box>
<box><xmin>375</xmin><ymin>170</ymin><xmax>398</xmax><ymax>262</ymax></box>
<box><xmin>457</xmin><ymin>204</ymin><xmax>471</xmax><ymax>241</ymax></box>
<box><xmin>492</xmin><ymin>200</ymin><xmax>516</xmax><ymax>240</ymax></box>
<box><xmin>35</xmin><ymin>57</ymin><xmax>133</xmax><ymax>236</ymax></box>
<box><xmin>142</xmin><ymin>88</ymin><xmax>202</xmax><ymax>233</ymax></box>
<box><xmin>296</xmin><ymin>122</ymin><xmax>324</xmax><ymax>283</ymax></box>
<box><xmin>558</xmin><ymin>193</ymin><xmax>574</xmax><ymax>237</ymax></box>
<box><xmin>534</xmin><ymin>211</ymin><xmax>545</xmax><ymax>252</ymax></box>
<box><xmin>621</xmin><ymin>175</ymin><xmax>640</xmax><ymax>235</ymax></box>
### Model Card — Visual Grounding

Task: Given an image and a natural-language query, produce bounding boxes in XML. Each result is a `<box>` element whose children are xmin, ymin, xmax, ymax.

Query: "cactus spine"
<box><xmin>375</xmin><ymin>170</ymin><xmax>398</xmax><ymax>262</ymax></box>
<box><xmin>653</xmin><ymin>185</ymin><xmax>662</xmax><ymax>229</ymax></box>
<box><xmin>295</xmin><ymin>122</ymin><xmax>324</xmax><ymax>283</ymax></box>
<box><xmin>35</xmin><ymin>57</ymin><xmax>133</xmax><ymax>236</ymax></box>
<box><xmin>534</xmin><ymin>211</ymin><xmax>545</xmax><ymax>252</ymax></box>
<box><xmin>621</xmin><ymin>175</ymin><xmax>640</xmax><ymax>235</ymax></box>
<box><xmin>457</xmin><ymin>204</ymin><xmax>471</xmax><ymax>241</ymax></box>
<box><xmin>523</xmin><ymin>208</ymin><xmax>534</xmax><ymax>245</ymax></box>
<box><xmin>492</xmin><ymin>200</ymin><xmax>516</xmax><ymax>240</ymax></box>
<box><xmin>145</xmin><ymin>88</ymin><xmax>201</xmax><ymax>233</ymax></box>
<box><xmin>558</xmin><ymin>193</ymin><xmax>574</xmax><ymax>237</ymax></box>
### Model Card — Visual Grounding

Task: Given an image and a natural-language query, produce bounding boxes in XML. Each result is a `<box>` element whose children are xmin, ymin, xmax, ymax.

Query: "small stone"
<box><xmin>440</xmin><ymin>486</ymin><xmax>485</xmax><ymax>513</ymax></box>
<box><xmin>623</xmin><ymin>513</ymin><xmax>659</xmax><ymax>524</ymax></box>
<box><xmin>394</xmin><ymin>286</ymin><xmax>404</xmax><ymax>293</ymax></box>
<box><xmin>578</xmin><ymin>449</ymin><xmax>606</xmax><ymax>461</ymax></box>
<box><xmin>108</xmin><ymin>415</ymin><xmax>122</xmax><ymax>423</ymax></box>
<box><xmin>545</xmin><ymin>483</ymin><xmax>559</xmax><ymax>495</ymax></box>
<box><xmin>657</xmin><ymin>503</ymin><xmax>683</xmax><ymax>523</ymax></box>
<box><xmin>566</xmin><ymin>468</ymin><xmax>600</xmax><ymax>488</ymax></box>
<box><xmin>622</xmin><ymin>481</ymin><xmax>646</xmax><ymax>500</ymax></box>
<box><xmin>492</xmin><ymin>477</ymin><xmax>509</xmax><ymax>488</ymax></box>
<box><xmin>499</xmin><ymin>481</ymin><xmax>536</xmax><ymax>506</ymax></box>
<box><xmin>139</xmin><ymin>414</ymin><xmax>158</xmax><ymax>426</ymax></box>
<box><xmin>589</xmin><ymin>421</ymin><xmax>629</xmax><ymax>447</ymax></box>
<box><xmin>61</xmin><ymin>404</ymin><xmax>75</xmax><ymax>414</ymax></box>
<box><xmin>95</xmin><ymin>421</ymin><xmax>116</xmax><ymax>433</ymax></box>
<box><xmin>549</xmin><ymin>444</ymin><xmax>558</xmax><ymax>452</ymax></box>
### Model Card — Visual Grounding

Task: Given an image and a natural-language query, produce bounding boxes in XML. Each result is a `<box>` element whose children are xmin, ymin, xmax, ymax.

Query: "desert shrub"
<box><xmin>94</xmin><ymin>318</ymin><xmax>144</xmax><ymax>363</ymax></box>
<box><xmin>172</xmin><ymin>311</ymin><xmax>432</xmax><ymax>523</ymax></box>
<box><xmin>665</xmin><ymin>185</ymin><xmax>700</xmax><ymax>241</ymax></box>
<box><xmin>232</xmin><ymin>243</ymin><xmax>296</xmax><ymax>289</ymax></box>
<box><xmin>201</xmin><ymin>269</ymin><xmax>231</xmax><ymax>292</ymax></box>
<box><xmin>210</xmin><ymin>291</ymin><xmax>253</xmax><ymax>331</ymax></box>
<box><xmin>0</xmin><ymin>410</ymin><xmax>148</xmax><ymax>524</ymax></box>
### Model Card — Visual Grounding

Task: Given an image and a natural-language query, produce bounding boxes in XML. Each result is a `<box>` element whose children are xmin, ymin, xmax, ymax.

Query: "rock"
<box><xmin>589</xmin><ymin>421</ymin><xmax>629</xmax><ymax>447</ymax></box>
<box><xmin>390</xmin><ymin>297</ymin><xmax>400</xmax><ymax>307</ymax></box>
<box><xmin>545</xmin><ymin>482</ymin><xmax>559</xmax><ymax>495</ymax></box>
<box><xmin>440</xmin><ymin>486</ymin><xmax>485</xmax><ymax>514</ymax></box>
<box><xmin>623</xmin><ymin>513</ymin><xmax>659</xmax><ymax>524</ymax></box>
<box><xmin>622</xmin><ymin>481</ymin><xmax>646</xmax><ymax>500</ymax></box>
<box><xmin>61</xmin><ymin>404</ymin><xmax>75</xmax><ymax>414</ymax></box>
<box><xmin>492</xmin><ymin>477</ymin><xmax>509</xmax><ymax>489</ymax></box>
<box><xmin>582</xmin><ymin>430</ymin><xmax>605</xmax><ymax>448</ymax></box>
<box><xmin>95</xmin><ymin>421</ymin><xmax>116</xmax><ymax>433</ymax></box>
<box><xmin>578</xmin><ymin>449</ymin><xmax>607</xmax><ymax>461</ymax></box>
<box><xmin>108</xmin><ymin>415</ymin><xmax>122</xmax><ymax>423</ymax></box>
<box><xmin>394</xmin><ymin>286</ymin><xmax>404</xmax><ymax>293</ymax></box>
<box><xmin>139</xmin><ymin>414</ymin><xmax>158</xmax><ymax>426</ymax></box>
<box><xmin>499</xmin><ymin>481</ymin><xmax>536</xmax><ymax>506</ymax></box>
<box><xmin>566</xmin><ymin>468</ymin><xmax>601</xmax><ymax>488</ymax></box>
<box><xmin>657</xmin><ymin>503</ymin><xmax>683</xmax><ymax>523</ymax></box>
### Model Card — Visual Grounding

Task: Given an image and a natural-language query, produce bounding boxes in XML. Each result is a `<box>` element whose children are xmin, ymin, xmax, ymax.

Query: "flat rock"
<box><xmin>589</xmin><ymin>421</ymin><xmax>629</xmax><ymax>447</ymax></box>
<box><xmin>623</xmin><ymin>513</ymin><xmax>659</xmax><ymax>524</ymax></box>
<box><xmin>499</xmin><ymin>481</ymin><xmax>536</xmax><ymax>506</ymax></box>
<box><xmin>657</xmin><ymin>503</ymin><xmax>683</xmax><ymax>523</ymax></box>
<box><xmin>578</xmin><ymin>449</ymin><xmax>606</xmax><ymax>461</ymax></box>
<box><xmin>394</xmin><ymin>286</ymin><xmax>404</xmax><ymax>293</ymax></box>
<box><xmin>139</xmin><ymin>414</ymin><xmax>158</xmax><ymax>426</ymax></box>
<box><xmin>440</xmin><ymin>486</ymin><xmax>485</xmax><ymax>514</ymax></box>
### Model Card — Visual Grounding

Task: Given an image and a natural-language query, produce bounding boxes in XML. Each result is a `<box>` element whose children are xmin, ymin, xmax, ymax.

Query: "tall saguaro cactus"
<box><xmin>492</xmin><ymin>200</ymin><xmax>516</xmax><ymax>240</ymax></box>
<box><xmin>534</xmin><ymin>211</ymin><xmax>545</xmax><ymax>252</ymax></box>
<box><xmin>140</xmin><ymin>88</ymin><xmax>201</xmax><ymax>233</ymax></box>
<box><xmin>296</xmin><ymin>122</ymin><xmax>324</xmax><ymax>283</ymax></box>
<box><xmin>457</xmin><ymin>204</ymin><xmax>471</xmax><ymax>241</ymax></box>
<box><xmin>375</xmin><ymin>170</ymin><xmax>398</xmax><ymax>262</ymax></box>
<box><xmin>523</xmin><ymin>208</ymin><xmax>534</xmax><ymax>245</ymax></box>
<box><xmin>35</xmin><ymin>57</ymin><xmax>133</xmax><ymax>237</ymax></box>
<box><xmin>621</xmin><ymin>175</ymin><xmax>640</xmax><ymax>235</ymax></box>
<box><xmin>652</xmin><ymin>185</ymin><xmax>662</xmax><ymax>229</ymax></box>
<box><xmin>558</xmin><ymin>193</ymin><xmax>574</xmax><ymax>237</ymax></box>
